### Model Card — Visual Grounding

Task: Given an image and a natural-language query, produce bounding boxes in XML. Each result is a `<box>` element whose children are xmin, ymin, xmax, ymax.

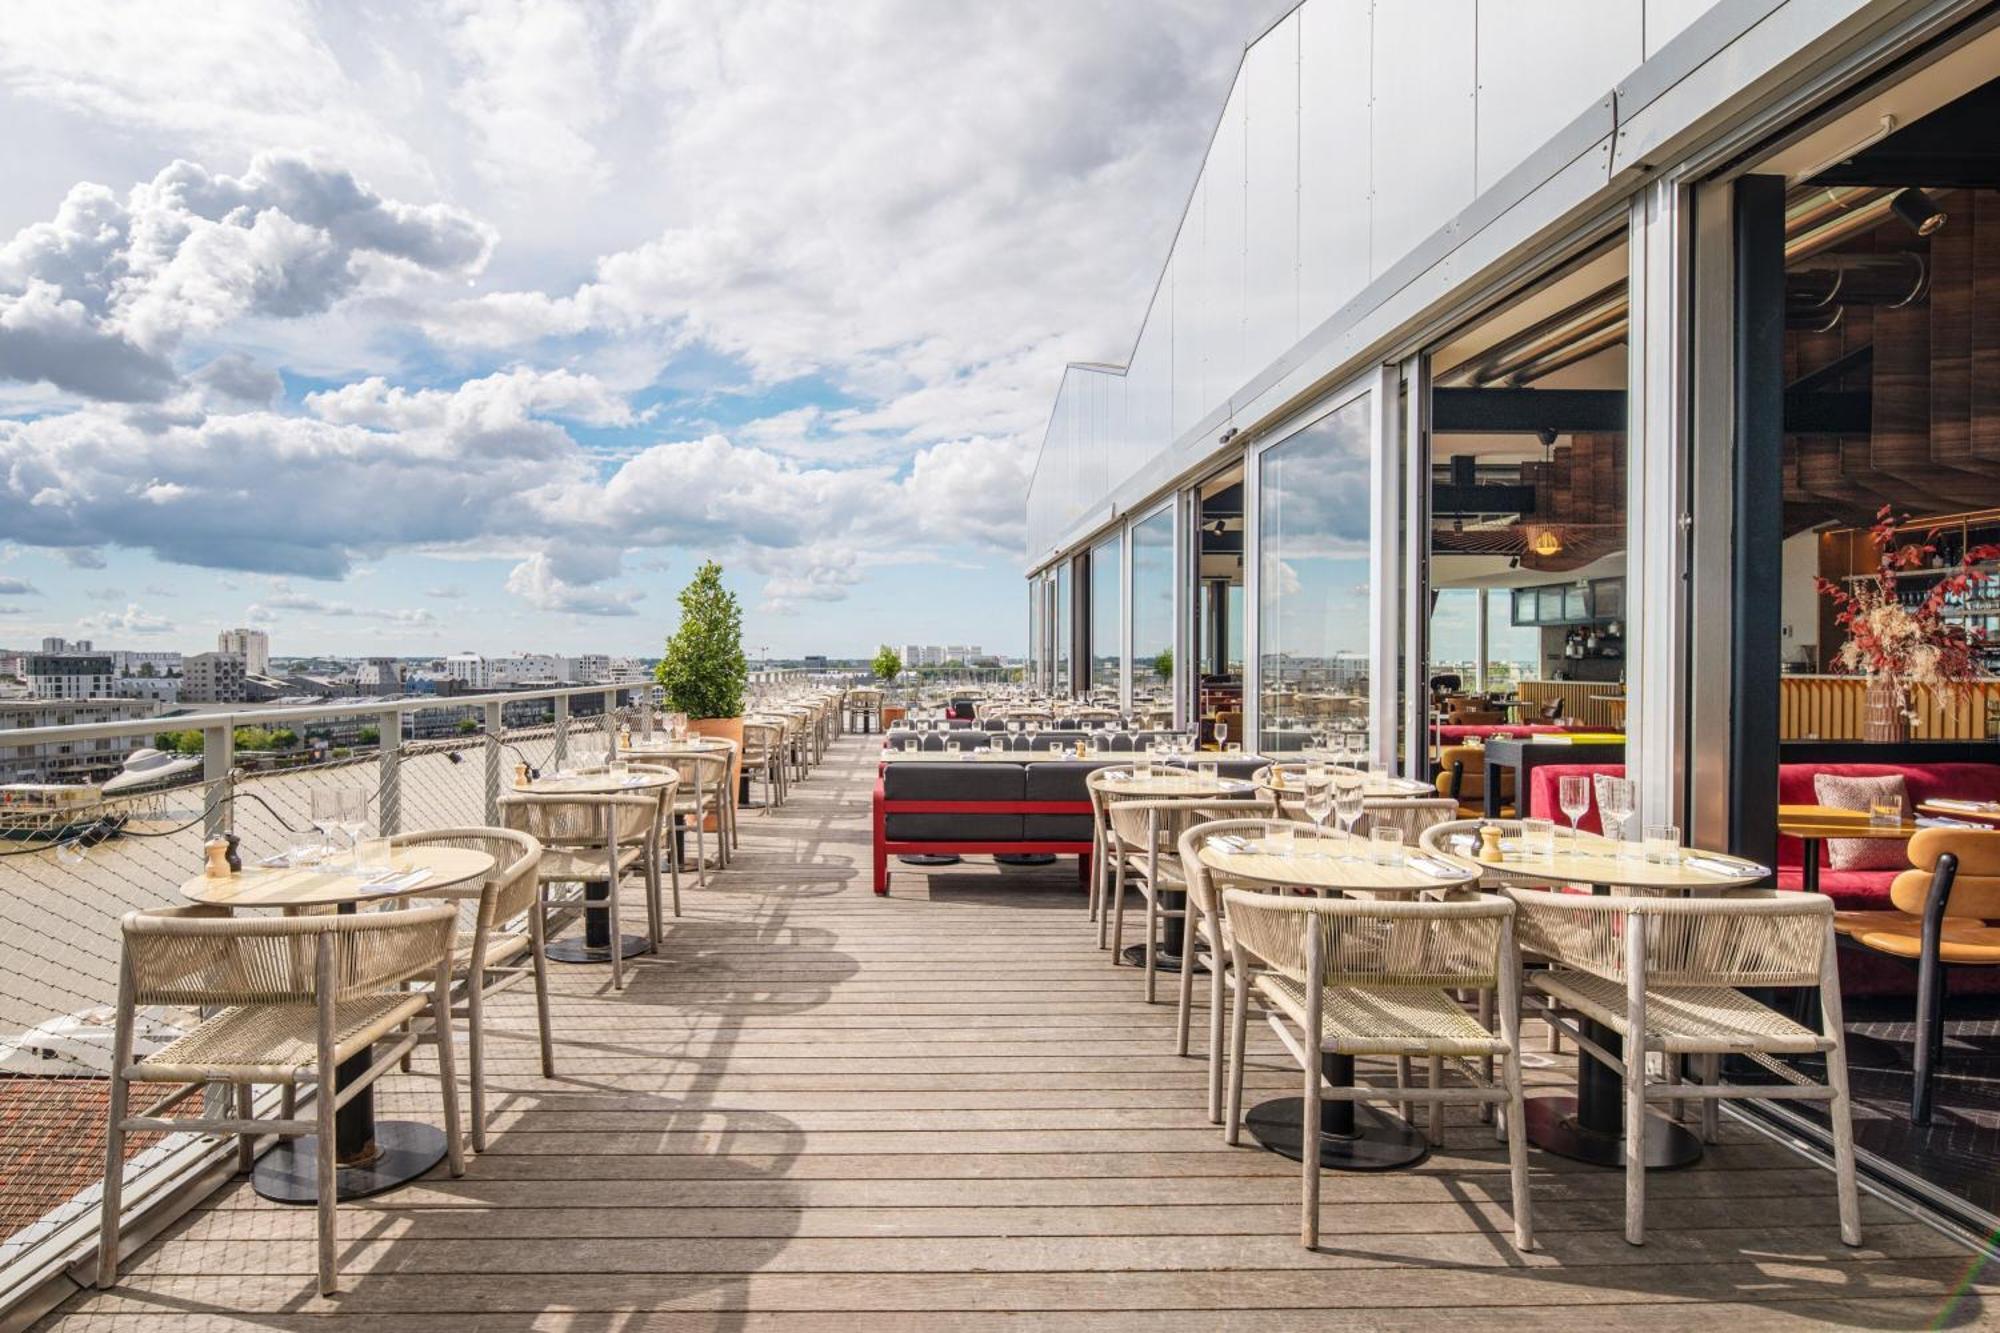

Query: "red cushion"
<box><xmin>1777</xmin><ymin>762</ymin><xmax>2000</xmax><ymax>870</ymax></box>
<box><xmin>1525</xmin><ymin>763</ymin><xmax>1624</xmax><ymax>833</ymax></box>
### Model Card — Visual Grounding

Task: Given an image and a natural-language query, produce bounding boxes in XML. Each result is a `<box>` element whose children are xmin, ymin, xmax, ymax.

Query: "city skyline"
<box><xmin>0</xmin><ymin>4</ymin><xmax>1272</xmax><ymax>658</ymax></box>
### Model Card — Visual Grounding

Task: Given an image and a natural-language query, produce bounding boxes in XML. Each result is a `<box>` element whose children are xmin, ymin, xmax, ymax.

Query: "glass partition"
<box><xmin>1026</xmin><ymin>579</ymin><xmax>1043</xmax><ymax>689</ymax></box>
<box><xmin>1054</xmin><ymin>561</ymin><xmax>1072</xmax><ymax>697</ymax></box>
<box><xmin>1193</xmin><ymin>466</ymin><xmax>1246</xmax><ymax>741</ymax></box>
<box><xmin>1088</xmin><ymin>533</ymin><xmax>1122</xmax><ymax>701</ymax></box>
<box><xmin>1129</xmin><ymin>506</ymin><xmax>1175</xmax><ymax>712</ymax></box>
<box><xmin>1256</xmin><ymin>394</ymin><xmax>1373</xmax><ymax>752</ymax></box>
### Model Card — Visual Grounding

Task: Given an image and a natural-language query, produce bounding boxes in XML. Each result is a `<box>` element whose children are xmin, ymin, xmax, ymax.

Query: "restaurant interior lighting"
<box><xmin>1890</xmin><ymin>187</ymin><xmax>1947</xmax><ymax>236</ymax></box>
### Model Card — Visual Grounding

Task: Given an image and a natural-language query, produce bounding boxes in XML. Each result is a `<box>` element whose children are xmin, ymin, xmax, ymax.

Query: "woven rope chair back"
<box><xmin>1176</xmin><ymin>817</ymin><xmax>1281</xmax><ymax>919</ymax></box>
<box><xmin>1106</xmin><ymin>794</ymin><xmax>1261</xmax><ymax>853</ymax></box>
<box><xmin>499</xmin><ymin>793</ymin><xmax>656</xmax><ymax>852</ymax></box>
<box><xmin>741</xmin><ymin>721</ymin><xmax>782</xmax><ymax>761</ymax></box>
<box><xmin>122</xmin><ymin>903</ymin><xmax>455</xmax><ymax>1006</ymax></box>
<box><xmin>1356</xmin><ymin>797</ymin><xmax>1458</xmax><ymax>841</ymax></box>
<box><xmin>1223</xmin><ymin>889</ymin><xmax>1509</xmax><ymax>990</ymax></box>
<box><xmin>1893</xmin><ymin>828</ymin><xmax>2000</xmax><ymax>917</ymax></box>
<box><xmin>391</xmin><ymin>827</ymin><xmax>541</xmax><ymax>932</ymax></box>
<box><xmin>1505</xmin><ymin>885</ymin><xmax>1829</xmax><ymax>987</ymax></box>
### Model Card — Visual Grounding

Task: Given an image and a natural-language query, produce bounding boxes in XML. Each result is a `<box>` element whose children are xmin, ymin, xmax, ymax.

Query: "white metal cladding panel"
<box><xmin>1170</xmin><ymin>215</ymin><xmax>1205</xmax><ymax>440</ymax></box>
<box><xmin>1369</xmin><ymin>0</ymin><xmax>1476</xmax><ymax>283</ymax></box>
<box><xmin>1475</xmin><ymin>2</ymin><xmax>1643</xmax><ymax>193</ymax></box>
<box><xmin>1200</xmin><ymin>80</ymin><xmax>1249</xmax><ymax>412</ymax></box>
<box><xmin>1244</xmin><ymin>10</ymin><xmax>1302</xmax><ymax>387</ymax></box>
<box><xmin>1298</xmin><ymin>0</ymin><xmax>1373</xmax><ymax>342</ymax></box>
<box><xmin>1645</xmin><ymin>0</ymin><xmax>1723</xmax><ymax>56</ymax></box>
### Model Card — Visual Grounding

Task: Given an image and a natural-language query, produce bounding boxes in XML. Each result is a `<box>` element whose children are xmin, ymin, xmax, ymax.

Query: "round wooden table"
<box><xmin>524</xmin><ymin>770</ymin><xmax>676</xmax><ymax>964</ymax></box>
<box><xmin>1777</xmin><ymin>803</ymin><xmax>1918</xmax><ymax>896</ymax></box>
<box><xmin>1915</xmin><ymin>799</ymin><xmax>2000</xmax><ymax>826</ymax></box>
<box><xmin>181</xmin><ymin>843</ymin><xmax>495</xmax><ymax>1204</ymax></box>
<box><xmin>1439</xmin><ymin>825</ymin><xmax>1771</xmax><ymax>1172</ymax></box>
<box><xmin>1199</xmin><ymin>832</ymin><xmax>1479</xmax><ymax>1172</ymax></box>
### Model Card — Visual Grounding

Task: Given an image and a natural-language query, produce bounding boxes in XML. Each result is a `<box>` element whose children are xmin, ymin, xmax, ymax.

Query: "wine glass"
<box><xmin>1599</xmin><ymin>777</ymin><xmax>1636</xmax><ymax>850</ymax></box>
<box><xmin>337</xmin><ymin>789</ymin><xmax>368</xmax><ymax>865</ymax></box>
<box><xmin>1333</xmin><ymin>774</ymin><xmax>1367</xmax><ymax>857</ymax></box>
<box><xmin>1559</xmin><ymin>774</ymin><xmax>1592</xmax><ymax>842</ymax></box>
<box><xmin>1214</xmin><ymin>718</ymin><xmax>1229</xmax><ymax>752</ymax></box>
<box><xmin>309</xmin><ymin>789</ymin><xmax>342</xmax><ymax>863</ymax></box>
<box><xmin>1302</xmin><ymin>778</ymin><xmax>1335</xmax><ymax>854</ymax></box>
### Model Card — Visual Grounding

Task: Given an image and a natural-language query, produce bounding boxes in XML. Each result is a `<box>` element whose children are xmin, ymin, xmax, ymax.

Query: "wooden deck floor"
<box><xmin>40</xmin><ymin>735</ymin><xmax>2000</xmax><ymax>1330</ymax></box>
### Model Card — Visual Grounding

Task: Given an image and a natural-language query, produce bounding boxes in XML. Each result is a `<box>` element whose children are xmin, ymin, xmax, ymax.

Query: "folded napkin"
<box><xmin>358</xmin><ymin>867</ymin><xmax>433</xmax><ymax>893</ymax></box>
<box><xmin>1206</xmin><ymin>834</ymin><xmax>1252</xmax><ymax>853</ymax></box>
<box><xmin>1407</xmin><ymin>855</ymin><xmax>1463</xmax><ymax>878</ymax></box>
<box><xmin>1926</xmin><ymin>798</ymin><xmax>1997</xmax><ymax>813</ymax></box>
<box><xmin>1683</xmin><ymin>855</ymin><xmax>1769</xmax><ymax>878</ymax></box>
<box><xmin>1917</xmin><ymin>815</ymin><xmax>1982</xmax><ymax>829</ymax></box>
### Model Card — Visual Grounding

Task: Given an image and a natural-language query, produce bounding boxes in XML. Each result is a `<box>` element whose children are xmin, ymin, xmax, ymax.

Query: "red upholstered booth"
<box><xmin>1525</xmin><ymin>763</ymin><xmax>1618</xmax><ymax>834</ymax></box>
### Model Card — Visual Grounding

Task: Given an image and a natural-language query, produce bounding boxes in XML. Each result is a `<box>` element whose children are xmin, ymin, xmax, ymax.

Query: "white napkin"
<box><xmin>1407</xmin><ymin>855</ymin><xmax>1462</xmax><ymax>878</ymax></box>
<box><xmin>359</xmin><ymin>867</ymin><xmax>433</xmax><ymax>893</ymax></box>
<box><xmin>1683</xmin><ymin>855</ymin><xmax>1768</xmax><ymax>878</ymax></box>
<box><xmin>1926</xmin><ymin>798</ymin><xmax>1996</xmax><ymax>813</ymax></box>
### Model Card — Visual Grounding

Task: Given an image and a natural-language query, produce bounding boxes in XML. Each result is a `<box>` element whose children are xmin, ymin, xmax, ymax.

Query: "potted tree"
<box><xmin>656</xmin><ymin>560</ymin><xmax>749</xmax><ymax>793</ymax></box>
<box><xmin>871</xmin><ymin>645</ymin><xmax>904</xmax><ymax>729</ymax></box>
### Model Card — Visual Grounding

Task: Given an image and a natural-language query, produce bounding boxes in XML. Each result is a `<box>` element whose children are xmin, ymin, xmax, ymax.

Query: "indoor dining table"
<box><xmin>1440</xmin><ymin>827</ymin><xmax>1771</xmax><ymax>1170</ymax></box>
<box><xmin>1197</xmin><ymin>831</ymin><xmax>1480</xmax><ymax>1170</ymax></box>
<box><xmin>181</xmin><ymin>843</ymin><xmax>495</xmax><ymax>1203</ymax></box>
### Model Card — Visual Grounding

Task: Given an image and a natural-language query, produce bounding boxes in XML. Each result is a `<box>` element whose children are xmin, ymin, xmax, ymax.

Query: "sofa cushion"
<box><xmin>883</xmin><ymin>763</ymin><xmax>1025</xmax><ymax>842</ymax></box>
<box><xmin>1813</xmin><ymin>772</ymin><xmax>1911</xmax><ymax>871</ymax></box>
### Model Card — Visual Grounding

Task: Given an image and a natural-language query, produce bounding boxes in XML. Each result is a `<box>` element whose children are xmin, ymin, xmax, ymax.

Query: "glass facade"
<box><xmin>1088</xmin><ymin>533</ymin><xmax>1122</xmax><ymax>700</ymax></box>
<box><xmin>1255</xmin><ymin>394</ymin><xmax>1373</xmax><ymax>752</ymax></box>
<box><xmin>1054</xmin><ymin>561</ymin><xmax>1072</xmax><ymax>696</ymax></box>
<box><xmin>1129</xmin><ymin>507</ymin><xmax>1174</xmax><ymax>710</ymax></box>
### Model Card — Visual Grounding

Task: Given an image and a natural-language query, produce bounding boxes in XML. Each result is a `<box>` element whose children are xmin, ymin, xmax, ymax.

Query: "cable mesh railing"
<box><xmin>0</xmin><ymin>684</ymin><xmax>643</xmax><ymax>1292</ymax></box>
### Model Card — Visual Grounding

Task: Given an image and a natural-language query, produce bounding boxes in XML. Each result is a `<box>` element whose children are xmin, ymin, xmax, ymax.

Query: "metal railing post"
<box><xmin>483</xmin><ymin>701</ymin><xmax>503</xmax><ymax>825</ymax></box>
<box><xmin>202</xmin><ymin>722</ymin><xmax>234</xmax><ymax>838</ymax></box>
<box><xmin>376</xmin><ymin>707</ymin><xmax>402</xmax><ymax>835</ymax></box>
<box><xmin>603</xmin><ymin>688</ymin><xmax>617</xmax><ymax>754</ymax></box>
<box><xmin>552</xmin><ymin>692</ymin><xmax>570</xmax><ymax>771</ymax></box>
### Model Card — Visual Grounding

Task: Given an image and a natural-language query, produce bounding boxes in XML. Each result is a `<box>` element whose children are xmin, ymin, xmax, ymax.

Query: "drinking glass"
<box><xmin>1197</xmin><ymin>760</ymin><xmax>1219</xmax><ymax>785</ymax></box>
<box><xmin>1224</xmin><ymin>741</ymin><xmax>1242</xmax><ymax>754</ymax></box>
<box><xmin>1519</xmin><ymin>817</ymin><xmax>1555</xmax><ymax>864</ymax></box>
<box><xmin>1264</xmin><ymin>821</ymin><xmax>1296</xmax><ymax>857</ymax></box>
<box><xmin>1304</xmin><ymin>780</ymin><xmax>1336</xmax><ymax>852</ymax></box>
<box><xmin>308</xmin><ymin>789</ymin><xmax>341</xmax><ymax>863</ymax></box>
<box><xmin>1599</xmin><ymin>777</ymin><xmax>1637</xmax><ymax>856</ymax></box>
<box><xmin>337</xmin><ymin>789</ymin><xmax>369</xmax><ymax>865</ymax></box>
<box><xmin>1214</xmin><ymin>719</ymin><xmax>1229</xmax><ymax>751</ymax></box>
<box><xmin>1558</xmin><ymin>774</ymin><xmax>1592</xmax><ymax>841</ymax></box>
<box><xmin>944</xmin><ymin>740</ymin><xmax>961</xmax><ymax>756</ymax></box>
<box><xmin>1869</xmin><ymin>796</ymin><xmax>1902</xmax><ymax>827</ymax></box>
<box><xmin>1369</xmin><ymin>827</ymin><xmax>1404</xmax><ymax>866</ymax></box>
<box><xmin>1645</xmin><ymin>823</ymin><xmax>1681</xmax><ymax>864</ymax></box>
<box><xmin>1365</xmin><ymin>762</ymin><xmax>1388</xmax><ymax>792</ymax></box>
<box><xmin>1334</xmin><ymin>775</ymin><xmax>1367</xmax><ymax>857</ymax></box>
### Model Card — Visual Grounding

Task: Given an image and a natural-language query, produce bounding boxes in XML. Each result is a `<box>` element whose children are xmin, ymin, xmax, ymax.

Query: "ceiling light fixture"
<box><xmin>1529</xmin><ymin>529</ymin><xmax>1563</xmax><ymax>558</ymax></box>
<box><xmin>1890</xmin><ymin>187</ymin><xmax>1947</xmax><ymax>236</ymax></box>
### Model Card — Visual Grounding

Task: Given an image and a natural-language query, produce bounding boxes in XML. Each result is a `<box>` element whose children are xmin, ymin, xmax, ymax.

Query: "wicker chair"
<box><xmin>1830</xmin><ymin>826</ymin><xmax>2000</xmax><ymax>1123</ymax></box>
<box><xmin>1221</xmin><ymin>888</ymin><xmax>1531</xmax><ymax>1250</ymax></box>
<box><xmin>643</xmin><ymin>752</ymin><xmax>729</xmax><ymax>886</ymax></box>
<box><xmin>98</xmin><ymin>903</ymin><xmax>463</xmax><ymax>1296</ymax></box>
<box><xmin>1507</xmin><ymin>884</ymin><xmax>1860</xmax><ymax>1246</ymax></box>
<box><xmin>740</xmin><ymin>721</ymin><xmax>787</xmax><ymax>809</ymax></box>
<box><xmin>1173</xmin><ymin>816</ymin><xmax>1281</xmax><ymax>1123</ymax></box>
<box><xmin>498</xmin><ymin>791</ymin><xmax>667</xmax><ymax>991</ymax></box>
<box><xmin>1102</xmin><ymin>788</ymin><xmax>1268</xmax><ymax>1002</ymax></box>
<box><xmin>1435</xmin><ymin>744</ymin><xmax>1508</xmax><ymax>817</ymax></box>
<box><xmin>395</xmin><ymin>827</ymin><xmax>551</xmax><ymax>1151</ymax></box>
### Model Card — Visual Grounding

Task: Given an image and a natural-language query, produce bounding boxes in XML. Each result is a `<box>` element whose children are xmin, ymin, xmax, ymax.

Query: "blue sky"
<box><xmin>0</xmin><ymin>1</ymin><xmax>1264</xmax><ymax>659</ymax></box>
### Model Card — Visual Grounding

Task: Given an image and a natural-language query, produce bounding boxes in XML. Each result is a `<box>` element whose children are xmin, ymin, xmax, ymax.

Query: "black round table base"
<box><xmin>898</xmin><ymin>854</ymin><xmax>961</xmax><ymax>866</ymax></box>
<box><xmin>1523</xmin><ymin>1096</ymin><xmax>1704</xmax><ymax>1169</ymax></box>
<box><xmin>1119</xmin><ymin>944</ymin><xmax>1204</xmax><ymax>973</ymax></box>
<box><xmin>547</xmin><ymin>933</ymin><xmax>651</xmax><ymax>964</ymax></box>
<box><xmin>253</xmin><ymin>1121</ymin><xmax>446</xmax><ymax>1204</ymax></box>
<box><xmin>1246</xmin><ymin>1097</ymin><xmax>1430</xmax><ymax>1171</ymax></box>
<box><xmin>995</xmin><ymin>853</ymin><xmax>1058</xmax><ymax>866</ymax></box>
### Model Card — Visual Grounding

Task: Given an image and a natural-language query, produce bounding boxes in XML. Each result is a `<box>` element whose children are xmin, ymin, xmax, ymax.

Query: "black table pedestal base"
<box><xmin>547</xmin><ymin>934</ymin><xmax>650</xmax><ymax>963</ymax></box>
<box><xmin>1119</xmin><ymin>944</ymin><xmax>1199</xmax><ymax>973</ymax></box>
<box><xmin>1246</xmin><ymin>1097</ymin><xmax>1430</xmax><ymax>1171</ymax></box>
<box><xmin>1523</xmin><ymin>1096</ymin><xmax>1703</xmax><ymax>1169</ymax></box>
<box><xmin>996</xmin><ymin>853</ymin><xmax>1057</xmax><ymax>866</ymax></box>
<box><xmin>898</xmin><ymin>854</ymin><xmax>961</xmax><ymax>866</ymax></box>
<box><xmin>253</xmin><ymin>1121</ymin><xmax>447</xmax><ymax>1203</ymax></box>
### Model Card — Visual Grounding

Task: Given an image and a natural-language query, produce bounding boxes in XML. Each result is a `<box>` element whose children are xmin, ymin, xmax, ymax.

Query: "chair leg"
<box><xmin>1207</xmin><ymin>957</ymin><xmax>1227</xmax><ymax>1126</ymax></box>
<box><xmin>694</xmin><ymin>806</ymin><xmax>707</xmax><ymax>888</ymax></box>
<box><xmin>1110</xmin><ymin>858</ymin><xmax>1128</xmax><ymax>964</ymax></box>
<box><xmin>643</xmin><ymin>854</ymin><xmax>662</xmax><ymax>951</ymax></box>
<box><xmin>531</xmin><ymin>910</ymin><xmax>556</xmax><ymax>1078</ymax></box>
<box><xmin>608</xmin><ymin>878</ymin><xmax>625</xmax><ymax>991</ymax></box>
<box><xmin>1427</xmin><ymin>1056</ymin><xmax>1445</xmax><ymax>1142</ymax></box>
<box><xmin>1624</xmin><ymin>1041</ymin><xmax>1647</xmax><ymax>1246</ymax></box>
<box><xmin>1478</xmin><ymin>989</ymin><xmax>1496</xmax><ymax>1124</ymax></box>
<box><xmin>668</xmin><ymin>825</ymin><xmax>683</xmax><ymax>917</ymax></box>
<box><xmin>1224</xmin><ymin>960</ymin><xmax>1251</xmax><ymax>1145</ymax></box>
<box><xmin>315</xmin><ymin>1056</ymin><xmax>339</xmax><ymax>1295</ymax></box>
<box><xmin>1912</xmin><ymin>949</ymin><xmax>1945</xmax><ymax>1125</ymax></box>
<box><xmin>432</xmin><ymin>977</ymin><xmax>467</xmax><ymax>1179</ymax></box>
<box><xmin>236</xmin><ymin>1083</ymin><xmax>256</xmax><ymax>1172</ymax></box>
<box><xmin>1699</xmin><ymin>1054</ymin><xmax>1720</xmax><ymax>1144</ymax></box>
<box><xmin>467</xmin><ymin>975</ymin><xmax>488</xmax><ymax>1153</ymax></box>
<box><xmin>1503</xmin><ymin>1050</ymin><xmax>1534</xmax><ymax>1251</ymax></box>
<box><xmin>1301</xmin><ymin>1042</ymin><xmax>1322</xmax><ymax>1249</ymax></box>
<box><xmin>1175</xmin><ymin>903</ymin><xmax>1198</xmax><ymax>1056</ymax></box>
<box><xmin>1142</xmin><ymin>887</ymin><xmax>1159</xmax><ymax>1004</ymax></box>
<box><xmin>96</xmin><ymin>1070</ymin><xmax>129</xmax><ymax>1286</ymax></box>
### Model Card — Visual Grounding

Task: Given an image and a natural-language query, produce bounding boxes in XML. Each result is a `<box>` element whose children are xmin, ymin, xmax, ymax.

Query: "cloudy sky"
<box><xmin>0</xmin><ymin>1</ymin><xmax>1274</xmax><ymax>660</ymax></box>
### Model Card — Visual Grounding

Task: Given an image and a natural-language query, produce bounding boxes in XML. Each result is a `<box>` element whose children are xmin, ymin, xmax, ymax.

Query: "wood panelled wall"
<box><xmin>1779</xmin><ymin>674</ymin><xmax>2000</xmax><ymax>740</ymax></box>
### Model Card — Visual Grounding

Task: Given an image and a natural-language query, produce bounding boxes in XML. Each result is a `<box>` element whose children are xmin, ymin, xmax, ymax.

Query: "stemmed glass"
<box><xmin>337</xmin><ymin>789</ymin><xmax>368</xmax><ymax>866</ymax></box>
<box><xmin>308</xmin><ymin>789</ymin><xmax>341</xmax><ymax>864</ymax></box>
<box><xmin>1558</xmin><ymin>774</ymin><xmax>1592</xmax><ymax>843</ymax></box>
<box><xmin>1214</xmin><ymin>718</ymin><xmax>1229</xmax><ymax>752</ymax></box>
<box><xmin>1302</xmin><ymin>776</ymin><xmax>1334</xmax><ymax>855</ymax></box>
<box><xmin>1599</xmin><ymin>777</ymin><xmax>1636</xmax><ymax>850</ymax></box>
<box><xmin>1333</xmin><ymin>773</ymin><xmax>1367</xmax><ymax>858</ymax></box>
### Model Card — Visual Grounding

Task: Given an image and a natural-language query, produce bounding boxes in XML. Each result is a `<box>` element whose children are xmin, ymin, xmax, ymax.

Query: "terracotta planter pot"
<box><xmin>1862</xmin><ymin>678</ymin><xmax>1910</xmax><ymax>744</ymax></box>
<box><xmin>689</xmin><ymin>716</ymin><xmax>743</xmax><ymax>828</ymax></box>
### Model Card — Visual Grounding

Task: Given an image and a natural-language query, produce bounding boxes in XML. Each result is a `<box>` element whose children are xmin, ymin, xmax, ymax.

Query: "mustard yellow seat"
<box><xmin>1832</xmin><ymin>827</ymin><xmax>2000</xmax><ymax>1123</ymax></box>
<box><xmin>1435</xmin><ymin>743</ymin><xmax>1511</xmax><ymax>818</ymax></box>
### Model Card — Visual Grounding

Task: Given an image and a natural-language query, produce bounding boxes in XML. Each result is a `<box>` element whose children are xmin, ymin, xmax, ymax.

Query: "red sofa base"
<box><xmin>872</xmin><ymin>781</ymin><xmax>1094</xmax><ymax>895</ymax></box>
